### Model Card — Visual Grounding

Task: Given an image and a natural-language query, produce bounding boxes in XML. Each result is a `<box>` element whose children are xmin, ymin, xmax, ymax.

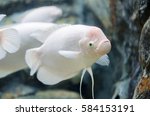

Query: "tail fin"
<box><xmin>0</xmin><ymin>28</ymin><xmax>20</xmax><ymax>60</ymax></box>
<box><xmin>25</xmin><ymin>48</ymin><xmax>41</xmax><ymax>76</ymax></box>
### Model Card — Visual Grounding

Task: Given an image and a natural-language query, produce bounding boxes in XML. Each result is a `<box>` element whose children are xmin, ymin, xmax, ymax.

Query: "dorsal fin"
<box><xmin>30</xmin><ymin>24</ymin><xmax>70</xmax><ymax>43</ymax></box>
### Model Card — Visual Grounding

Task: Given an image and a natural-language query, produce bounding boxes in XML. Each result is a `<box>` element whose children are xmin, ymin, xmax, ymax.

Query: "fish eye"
<box><xmin>88</xmin><ymin>42</ymin><xmax>94</xmax><ymax>47</ymax></box>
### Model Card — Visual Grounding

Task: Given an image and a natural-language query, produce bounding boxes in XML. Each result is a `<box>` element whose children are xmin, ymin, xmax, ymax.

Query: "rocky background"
<box><xmin>0</xmin><ymin>0</ymin><xmax>149</xmax><ymax>99</ymax></box>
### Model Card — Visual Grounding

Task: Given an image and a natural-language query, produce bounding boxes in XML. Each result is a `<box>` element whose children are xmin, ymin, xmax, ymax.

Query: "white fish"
<box><xmin>0</xmin><ymin>22</ymin><xmax>64</xmax><ymax>78</ymax></box>
<box><xmin>25</xmin><ymin>25</ymin><xmax>111</xmax><ymax>98</ymax></box>
<box><xmin>21</xmin><ymin>6</ymin><xmax>62</xmax><ymax>23</ymax></box>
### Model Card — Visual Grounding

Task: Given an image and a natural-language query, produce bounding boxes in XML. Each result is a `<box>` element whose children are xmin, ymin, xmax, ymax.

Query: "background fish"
<box><xmin>21</xmin><ymin>6</ymin><xmax>62</xmax><ymax>23</ymax></box>
<box><xmin>0</xmin><ymin>22</ymin><xmax>64</xmax><ymax>78</ymax></box>
<box><xmin>25</xmin><ymin>24</ymin><xmax>111</xmax><ymax>98</ymax></box>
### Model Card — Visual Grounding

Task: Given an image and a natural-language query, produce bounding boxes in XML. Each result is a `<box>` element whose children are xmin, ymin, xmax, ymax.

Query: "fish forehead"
<box><xmin>87</xmin><ymin>27</ymin><xmax>101</xmax><ymax>38</ymax></box>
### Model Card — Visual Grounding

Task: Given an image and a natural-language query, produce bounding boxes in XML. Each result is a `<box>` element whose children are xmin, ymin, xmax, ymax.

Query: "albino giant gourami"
<box><xmin>26</xmin><ymin>25</ymin><xmax>111</xmax><ymax>98</ymax></box>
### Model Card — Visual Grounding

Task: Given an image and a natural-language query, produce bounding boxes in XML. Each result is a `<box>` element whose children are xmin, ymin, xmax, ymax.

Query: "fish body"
<box><xmin>0</xmin><ymin>22</ymin><xmax>62</xmax><ymax>78</ymax></box>
<box><xmin>26</xmin><ymin>25</ymin><xmax>111</xmax><ymax>85</ymax></box>
<box><xmin>21</xmin><ymin>6</ymin><xmax>62</xmax><ymax>23</ymax></box>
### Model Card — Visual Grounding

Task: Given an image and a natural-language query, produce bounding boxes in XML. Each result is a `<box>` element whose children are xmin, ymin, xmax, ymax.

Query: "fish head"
<box><xmin>48</xmin><ymin>6</ymin><xmax>62</xmax><ymax>18</ymax></box>
<box><xmin>79</xmin><ymin>27</ymin><xmax>111</xmax><ymax>57</ymax></box>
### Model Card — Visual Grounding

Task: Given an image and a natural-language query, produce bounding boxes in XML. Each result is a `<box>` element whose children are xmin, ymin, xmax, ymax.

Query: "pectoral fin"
<box><xmin>96</xmin><ymin>54</ymin><xmax>110</xmax><ymax>66</ymax></box>
<box><xmin>58</xmin><ymin>50</ymin><xmax>80</xmax><ymax>59</ymax></box>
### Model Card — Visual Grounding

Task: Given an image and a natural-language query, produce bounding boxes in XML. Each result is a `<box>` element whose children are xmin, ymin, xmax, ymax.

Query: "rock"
<box><xmin>85</xmin><ymin>0</ymin><xmax>112</xmax><ymax>29</ymax></box>
<box><xmin>134</xmin><ymin>0</ymin><xmax>150</xmax><ymax>27</ymax></box>
<box><xmin>112</xmin><ymin>78</ymin><xmax>131</xmax><ymax>99</ymax></box>
<box><xmin>136</xmin><ymin>90</ymin><xmax>150</xmax><ymax>99</ymax></box>
<box><xmin>133</xmin><ymin>76</ymin><xmax>150</xmax><ymax>98</ymax></box>
<box><xmin>139</xmin><ymin>18</ymin><xmax>150</xmax><ymax>76</ymax></box>
<box><xmin>133</xmin><ymin>18</ymin><xmax>150</xmax><ymax>98</ymax></box>
<box><xmin>0</xmin><ymin>72</ymin><xmax>37</xmax><ymax>99</ymax></box>
<box><xmin>1</xmin><ymin>84</ymin><xmax>37</xmax><ymax>99</ymax></box>
<box><xmin>19</xmin><ymin>90</ymin><xmax>80</xmax><ymax>99</ymax></box>
<box><xmin>1</xmin><ymin>92</ymin><xmax>15</xmax><ymax>99</ymax></box>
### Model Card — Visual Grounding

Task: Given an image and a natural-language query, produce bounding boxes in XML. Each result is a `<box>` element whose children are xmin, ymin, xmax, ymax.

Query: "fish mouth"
<box><xmin>96</xmin><ymin>40</ymin><xmax>111</xmax><ymax>55</ymax></box>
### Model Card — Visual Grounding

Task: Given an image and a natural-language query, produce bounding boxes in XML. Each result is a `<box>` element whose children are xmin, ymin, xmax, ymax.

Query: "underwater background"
<box><xmin>0</xmin><ymin>0</ymin><xmax>149</xmax><ymax>99</ymax></box>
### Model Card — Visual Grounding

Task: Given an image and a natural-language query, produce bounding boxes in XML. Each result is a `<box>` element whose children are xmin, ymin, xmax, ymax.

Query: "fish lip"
<box><xmin>96</xmin><ymin>40</ymin><xmax>111</xmax><ymax>55</ymax></box>
<box><xmin>96</xmin><ymin>40</ymin><xmax>110</xmax><ymax>49</ymax></box>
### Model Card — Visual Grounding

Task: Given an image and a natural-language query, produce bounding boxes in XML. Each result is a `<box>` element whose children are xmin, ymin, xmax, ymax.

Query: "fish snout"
<box><xmin>54</xmin><ymin>8</ymin><xmax>63</xmax><ymax>17</ymax></box>
<box><xmin>96</xmin><ymin>39</ymin><xmax>111</xmax><ymax>56</ymax></box>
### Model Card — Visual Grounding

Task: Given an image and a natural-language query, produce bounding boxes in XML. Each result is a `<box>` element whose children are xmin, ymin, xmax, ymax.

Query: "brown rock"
<box><xmin>139</xmin><ymin>18</ymin><xmax>150</xmax><ymax>76</ymax></box>
<box><xmin>133</xmin><ymin>76</ymin><xmax>150</xmax><ymax>98</ymax></box>
<box><xmin>85</xmin><ymin>0</ymin><xmax>112</xmax><ymax>29</ymax></box>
